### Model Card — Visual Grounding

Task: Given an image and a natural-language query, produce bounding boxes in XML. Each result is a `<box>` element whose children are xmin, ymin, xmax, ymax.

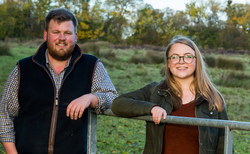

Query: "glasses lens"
<box><xmin>184</xmin><ymin>54</ymin><xmax>193</xmax><ymax>63</ymax></box>
<box><xmin>171</xmin><ymin>55</ymin><xmax>179</xmax><ymax>64</ymax></box>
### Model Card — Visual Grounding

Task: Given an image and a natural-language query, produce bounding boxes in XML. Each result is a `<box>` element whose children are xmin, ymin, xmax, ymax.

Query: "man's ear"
<box><xmin>75</xmin><ymin>33</ymin><xmax>78</xmax><ymax>42</ymax></box>
<box><xmin>44</xmin><ymin>30</ymin><xmax>47</xmax><ymax>41</ymax></box>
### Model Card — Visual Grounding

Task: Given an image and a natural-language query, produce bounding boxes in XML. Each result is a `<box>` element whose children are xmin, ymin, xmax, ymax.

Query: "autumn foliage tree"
<box><xmin>0</xmin><ymin>0</ymin><xmax>250</xmax><ymax>50</ymax></box>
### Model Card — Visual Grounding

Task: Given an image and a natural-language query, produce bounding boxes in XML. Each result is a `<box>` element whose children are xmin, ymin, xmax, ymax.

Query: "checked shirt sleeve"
<box><xmin>0</xmin><ymin>66</ymin><xmax>20</xmax><ymax>142</ymax></box>
<box><xmin>91</xmin><ymin>61</ymin><xmax>118</xmax><ymax>114</ymax></box>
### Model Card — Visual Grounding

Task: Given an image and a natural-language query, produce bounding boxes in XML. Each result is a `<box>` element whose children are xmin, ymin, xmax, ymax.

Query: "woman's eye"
<box><xmin>185</xmin><ymin>55</ymin><xmax>192</xmax><ymax>58</ymax></box>
<box><xmin>172</xmin><ymin>55</ymin><xmax>179</xmax><ymax>59</ymax></box>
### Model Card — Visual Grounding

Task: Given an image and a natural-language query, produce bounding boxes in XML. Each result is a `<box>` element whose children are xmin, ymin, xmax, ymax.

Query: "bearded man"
<box><xmin>0</xmin><ymin>8</ymin><xmax>117</xmax><ymax>154</ymax></box>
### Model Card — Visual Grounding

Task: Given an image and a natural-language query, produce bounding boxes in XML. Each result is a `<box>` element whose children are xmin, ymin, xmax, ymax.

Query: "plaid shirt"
<box><xmin>0</xmin><ymin>52</ymin><xmax>118</xmax><ymax>142</ymax></box>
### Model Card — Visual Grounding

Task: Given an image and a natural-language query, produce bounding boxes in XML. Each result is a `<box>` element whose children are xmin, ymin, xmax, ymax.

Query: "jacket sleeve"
<box><xmin>111</xmin><ymin>82</ymin><xmax>159</xmax><ymax>117</ymax></box>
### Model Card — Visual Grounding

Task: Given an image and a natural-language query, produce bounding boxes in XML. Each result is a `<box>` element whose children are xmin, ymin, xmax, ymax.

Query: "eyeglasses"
<box><xmin>167</xmin><ymin>53</ymin><xmax>196</xmax><ymax>64</ymax></box>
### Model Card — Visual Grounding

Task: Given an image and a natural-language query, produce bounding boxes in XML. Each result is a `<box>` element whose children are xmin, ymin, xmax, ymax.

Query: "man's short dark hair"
<box><xmin>45</xmin><ymin>8</ymin><xmax>78</xmax><ymax>32</ymax></box>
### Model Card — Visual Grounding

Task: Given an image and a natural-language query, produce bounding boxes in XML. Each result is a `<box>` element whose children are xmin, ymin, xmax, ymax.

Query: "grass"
<box><xmin>1</xmin><ymin>43</ymin><xmax>250</xmax><ymax>153</ymax></box>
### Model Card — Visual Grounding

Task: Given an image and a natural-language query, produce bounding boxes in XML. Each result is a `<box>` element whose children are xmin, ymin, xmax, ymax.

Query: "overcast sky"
<box><xmin>143</xmin><ymin>0</ymin><xmax>250</xmax><ymax>11</ymax></box>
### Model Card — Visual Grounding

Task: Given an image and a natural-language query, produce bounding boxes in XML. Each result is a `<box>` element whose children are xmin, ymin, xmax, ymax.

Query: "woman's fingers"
<box><xmin>151</xmin><ymin>106</ymin><xmax>167</xmax><ymax>124</ymax></box>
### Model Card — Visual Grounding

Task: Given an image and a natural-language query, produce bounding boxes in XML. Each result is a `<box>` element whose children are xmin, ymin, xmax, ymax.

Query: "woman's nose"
<box><xmin>179</xmin><ymin>56</ymin><xmax>185</xmax><ymax>63</ymax></box>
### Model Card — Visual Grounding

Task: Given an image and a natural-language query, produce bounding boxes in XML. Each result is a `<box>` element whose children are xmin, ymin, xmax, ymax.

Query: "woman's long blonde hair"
<box><xmin>165</xmin><ymin>36</ymin><xmax>224</xmax><ymax>112</ymax></box>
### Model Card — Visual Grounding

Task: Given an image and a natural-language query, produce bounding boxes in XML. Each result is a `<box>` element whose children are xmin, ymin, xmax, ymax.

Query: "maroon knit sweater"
<box><xmin>162</xmin><ymin>101</ymin><xmax>199</xmax><ymax>154</ymax></box>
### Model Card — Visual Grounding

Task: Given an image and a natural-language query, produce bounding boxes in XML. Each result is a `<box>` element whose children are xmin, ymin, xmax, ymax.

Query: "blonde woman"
<box><xmin>111</xmin><ymin>36</ymin><xmax>229</xmax><ymax>154</ymax></box>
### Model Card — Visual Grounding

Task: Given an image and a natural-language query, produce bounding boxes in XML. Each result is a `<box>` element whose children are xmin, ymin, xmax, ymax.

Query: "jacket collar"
<box><xmin>158</xmin><ymin>80</ymin><xmax>169</xmax><ymax>90</ymax></box>
<box><xmin>195</xmin><ymin>94</ymin><xmax>206</xmax><ymax>106</ymax></box>
<box><xmin>157</xmin><ymin>79</ymin><xmax>206</xmax><ymax>106</ymax></box>
<box><xmin>32</xmin><ymin>42</ymin><xmax>82</xmax><ymax>68</ymax></box>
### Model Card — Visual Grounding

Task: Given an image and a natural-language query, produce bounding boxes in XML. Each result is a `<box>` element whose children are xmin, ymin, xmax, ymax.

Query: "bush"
<box><xmin>78</xmin><ymin>42</ymin><xmax>100</xmax><ymax>57</ymax></box>
<box><xmin>204</xmin><ymin>56</ymin><xmax>216</xmax><ymax>68</ymax></box>
<box><xmin>95</xmin><ymin>41</ymin><xmax>111</xmax><ymax>48</ymax></box>
<box><xmin>101</xmin><ymin>49</ymin><xmax>116</xmax><ymax>61</ymax></box>
<box><xmin>160</xmin><ymin>66</ymin><xmax>166</xmax><ymax>77</ymax></box>
<box><xmin>145</xmin><ymin>51</ymin><xmax>165</xmax><ymax>64</ymax></box>
<box><xmin>0</xmin><ymin>43</ymin><xmax>11</xmax><ymax>56</ymax></box>
<box><xmin>134</xmin><ymin>69</ymin><xmax>148</xmax><ymax>76</ymax></box>
<box><xmin>130</xmin><ymin>54</ymin><xmax>148</xmax><ymax>64</ymax></box>
<box><xmin>217</xmin><ymin>57</ymin><xmax>244</xmax><ymax>71</ymax></box>
<box><xmin>217</xmin><ymin>71</ymin><xmax>250</xmax><ymax>89</ymax></box>
<box><xmin>100</xmin><ymin>58</ymin><xmax>114</xmax><ymax>68</ymax></box>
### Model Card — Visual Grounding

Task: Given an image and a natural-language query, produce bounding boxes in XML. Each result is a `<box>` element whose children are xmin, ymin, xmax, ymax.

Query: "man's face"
<box><xmin>44</xmin><ymin>19</ymin><xmax>77</xmax><ymax>61</ymax></box>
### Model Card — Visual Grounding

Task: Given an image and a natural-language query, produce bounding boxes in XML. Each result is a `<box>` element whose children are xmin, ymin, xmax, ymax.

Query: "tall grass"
<box><xmin>130</xmin><ymin>50</ymin><xmax>165</xmax><ymax>64</ymax></box>
<box><xmin>204</xmin><ymin>56</ymin><xmax>216</xmax><ymax>68</ymax></box>
<box><xmin>130</xmin><ymin>54</ymin><xmax>148</xmax><ymax>64</ymax></box>
<box><xmin>145</xmin><ymin>50</ymin><xmax>165</xmax><ymax>64</ymax></box>
<box><xmin>217</xmin><ymin>57</ymin><xmax>244</xmax><ymax>71</ymax></box>
<box><xmin>78</xmin><ymin>42</ymin><xmax>100</xmax><ymax>57</ymax></box>
<box><xmin>215</xmin><ymin>71</ymin><xmax>250</xmax><ymax>89</ymax></box>
<box><xmin>0</xmin><ymin>43</ymin><xmax>11</xmax><ymax>56</ymax></box>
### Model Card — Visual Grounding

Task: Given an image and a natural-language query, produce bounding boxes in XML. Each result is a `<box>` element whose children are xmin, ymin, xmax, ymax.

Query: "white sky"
<box><xmin>143</xmin><ymin>0</ymin><xmax>250</xmax><ymax>11</ymax></box>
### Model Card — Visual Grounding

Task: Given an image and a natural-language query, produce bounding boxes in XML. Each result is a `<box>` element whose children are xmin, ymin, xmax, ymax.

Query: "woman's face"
<box><xmin>167</xmin><ymin>43</ymin><xmax>196</xmax><ymax>81</ymax></box>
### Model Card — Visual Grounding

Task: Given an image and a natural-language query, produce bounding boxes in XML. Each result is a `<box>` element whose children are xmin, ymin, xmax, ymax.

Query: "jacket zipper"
<box><xmin>48</xmin><ymin>98</ymin><xmax>59</xmax><ymax>154</ymax></box>
<box><xmin>34</xmin><ymin>53</ymin><xmax>81</xmax><ymax>154</ymax></box>
<box><xmin>33</xmin><ymin>62</ymin><xmax>58</xmax><ymax>154</ymax></box>
<box><xmin>47</xmin><ymin>57</ymin><xmax>80</xmax><ymax>154</ymax></box>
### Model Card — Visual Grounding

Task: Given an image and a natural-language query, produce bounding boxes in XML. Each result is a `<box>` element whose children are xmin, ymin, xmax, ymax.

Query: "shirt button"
<box><xmin>210</xmin><ymin>112</ymin><xmax>213</xmax><ymax>115</ymax></box>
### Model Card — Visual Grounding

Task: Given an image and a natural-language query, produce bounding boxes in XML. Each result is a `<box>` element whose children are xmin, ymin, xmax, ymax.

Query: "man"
<box><xmin>0</xmin><ymin>8</ymin><xmax>117</xmax><ymax>154</ymax></box>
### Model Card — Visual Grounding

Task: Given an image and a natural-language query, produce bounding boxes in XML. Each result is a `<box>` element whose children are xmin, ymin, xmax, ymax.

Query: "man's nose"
<box><xmin>59</xmin><ymin>33</ymin><xmax>66</xmax><ymax>40</ymax></box>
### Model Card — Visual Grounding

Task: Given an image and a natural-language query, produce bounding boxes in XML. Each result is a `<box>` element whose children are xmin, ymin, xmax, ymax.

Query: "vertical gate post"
<box><xmin>224</xmin><ymin>126</ymin><xmax>233</xmax><ymax>154</ymax></box>
<box><xmin>87</xmin><ymin>109</ymin><xmax>97</xmax><ymax>154</ymax></box>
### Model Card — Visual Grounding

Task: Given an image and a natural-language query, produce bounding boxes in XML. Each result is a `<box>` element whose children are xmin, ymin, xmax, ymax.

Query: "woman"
<box><xmin>111</xmin><ymin>36</ymin><xmax>229</xmax><ymax>154</ymax></box>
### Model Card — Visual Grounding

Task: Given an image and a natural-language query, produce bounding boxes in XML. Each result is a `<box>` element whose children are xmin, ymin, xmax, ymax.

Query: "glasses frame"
<box><xmin>167</xmin><ymin>53</ymin><xmax>196</xmax><ymax>64</ymax></box>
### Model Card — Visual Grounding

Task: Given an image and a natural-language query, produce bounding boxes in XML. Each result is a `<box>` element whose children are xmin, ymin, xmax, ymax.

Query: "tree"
<box><xmin>102</xmin><ymin>0</ymin><xmax>142</xmax><ymax>43</ymax></box>
<box><xmin>225</xmin><ymin>3</ymin><xmax>250</xmax><ymax>33</ymax></box>
<box><xmin>77</xmin><ymin>0</ymin><xmax>105</xmax><ymax>42</ymax></box>
<box><xmin>0</xmin><ymin>0</ymin><xmax>19</xmax><ymax>39</ymax></box>
<box><xmin>185</xmin><ymin>1</ymin><xmax>207</xmax><ymax>27</ymax></box>
<box><xmin>34</xmin><ymin>0</ymin><xmax>53</xmax><ymax>37</ymax></box>
<box><xmin>127</xmin><ymin>6</ymin><xmax>188</xmax><ymax>46</ymax></box>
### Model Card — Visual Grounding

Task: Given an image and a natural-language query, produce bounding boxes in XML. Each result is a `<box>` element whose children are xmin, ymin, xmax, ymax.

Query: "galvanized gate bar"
<box><xmin>87</xmin><ymin>109</ymin><xmax>97</xmax><ymax>154</ymax></box>
<box><xmin>103</xmin><ymin>109</ymin><xmax>250</xmax><ymax>131</ymax></box>
<box><xmin>224</xmin><ymin>126</ymin><xmax>234</xmax><ymax>154</ymax></box>
<box><xmin>87</xmin><ymin>109</ymin><xmax>250</xmax><ymax>154</ymax></box>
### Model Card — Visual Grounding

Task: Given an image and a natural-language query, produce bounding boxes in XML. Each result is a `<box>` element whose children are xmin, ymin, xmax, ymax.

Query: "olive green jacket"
<box><xmin>111</xmin><ymin>80</ymin><xmax>229</xmax><ymax>154</ymax></box>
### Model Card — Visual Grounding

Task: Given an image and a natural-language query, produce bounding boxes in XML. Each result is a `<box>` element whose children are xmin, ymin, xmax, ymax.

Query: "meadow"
<box><xmin>0</xmin><ymin>41</ymin><xmax>250</xmax><ymax>153</ymax></box>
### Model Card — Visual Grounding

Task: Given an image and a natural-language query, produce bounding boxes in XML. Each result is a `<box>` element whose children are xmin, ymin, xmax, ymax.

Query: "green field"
<box><xmin>0</xmin><ymin>42</ymin><xmax>250</xmax><ymax>153</ymax></box>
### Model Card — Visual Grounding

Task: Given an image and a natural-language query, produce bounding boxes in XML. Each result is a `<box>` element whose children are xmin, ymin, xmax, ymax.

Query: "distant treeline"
<box><xmin>1</xmin><ymin>0</ymin><xmax>250</xmax><ymax>50</ymax></box>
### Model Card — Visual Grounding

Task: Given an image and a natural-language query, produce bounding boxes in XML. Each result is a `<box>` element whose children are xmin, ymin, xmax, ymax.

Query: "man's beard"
<box><xmin>47</xmin><ymin>41</ymin><xmax>75</xmax><ymax>61</ymax></box>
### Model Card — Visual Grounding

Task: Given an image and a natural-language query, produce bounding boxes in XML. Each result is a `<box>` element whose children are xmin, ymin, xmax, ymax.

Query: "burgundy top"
<box><xmin>162</xmin><ymin>101</ymin><xmax>199</xmax><ymax>154</ymax></box>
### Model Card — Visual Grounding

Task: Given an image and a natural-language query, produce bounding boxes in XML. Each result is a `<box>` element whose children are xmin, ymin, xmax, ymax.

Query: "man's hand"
<box><xmin>66</xmin><ymin>94</ymin><xmax>98</xmax><ymax>120</ymax></box>
<box><xmin>150</xmin><ymin>106</ymin><xmax>167</xmax><ymax>124</ymax></box>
